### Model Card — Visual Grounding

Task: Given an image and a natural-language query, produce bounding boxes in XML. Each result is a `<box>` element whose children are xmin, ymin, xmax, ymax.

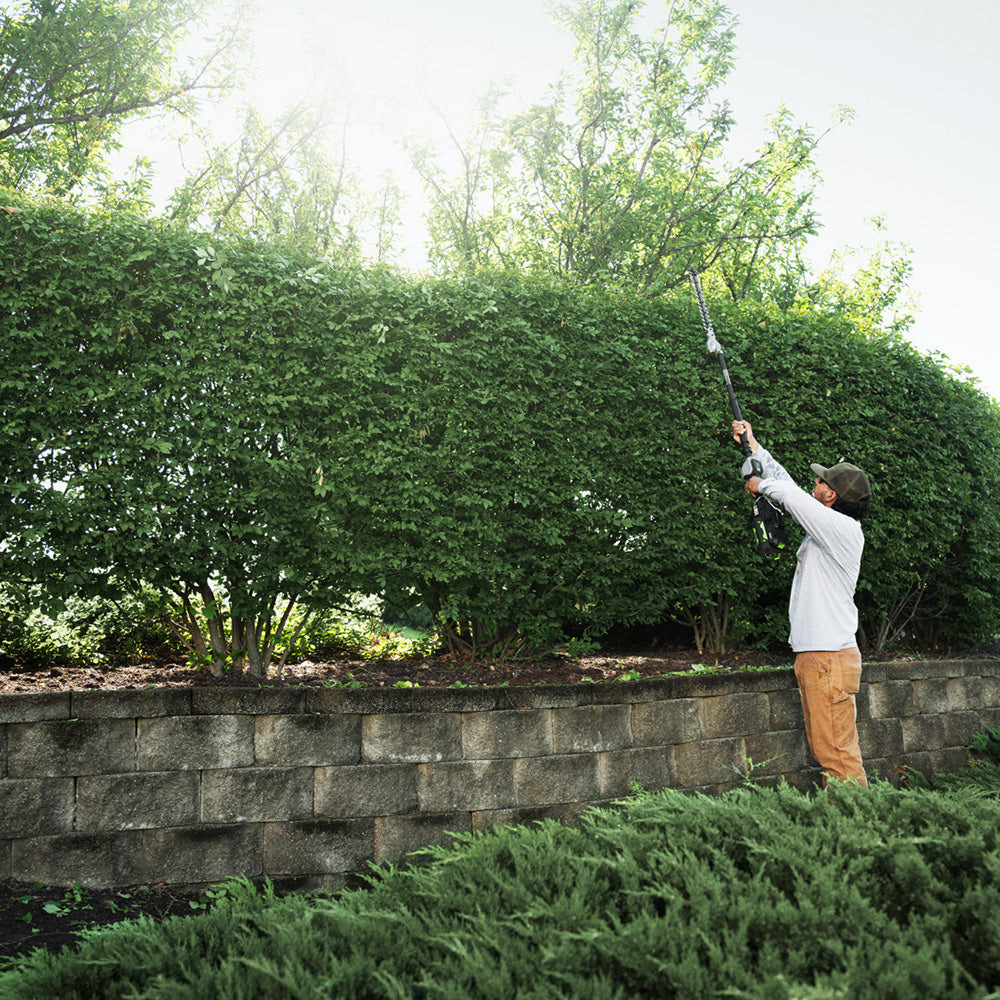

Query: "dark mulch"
<box><xmin>1</xmin><ymin>641</ymin><xmax>967</xmax><ymax>695</ymax></box>
<box><xmin>0</xmin><ymin>879</ymin><xmax>214</xmax><ymax>963</ymax></box>
<box><xmin>0</xmin><ymin>646</ymin><xmax>796</xmax><ymax>694</ymax></box>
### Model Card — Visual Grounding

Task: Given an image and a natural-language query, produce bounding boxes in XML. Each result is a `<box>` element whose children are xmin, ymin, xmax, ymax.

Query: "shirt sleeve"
<box><xmin>746</xmin><ymin>445</ymin><xmax>795</xmax><ymax>484</ymax></box>
<box><xmin>755</xmin><ymin>452</ymin><xmax>861</xmax><ymax>562</ymax></box>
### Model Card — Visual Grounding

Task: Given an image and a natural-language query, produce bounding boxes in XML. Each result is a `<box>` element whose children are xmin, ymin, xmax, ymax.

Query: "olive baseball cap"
<box><xmin>810</xmin><ymin>461</ymin><xmax>872</xmax><ymax>502</ymax></box>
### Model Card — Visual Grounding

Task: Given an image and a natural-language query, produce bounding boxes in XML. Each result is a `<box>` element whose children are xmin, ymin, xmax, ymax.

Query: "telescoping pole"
<box><xmin>687</xmin><ymin>269</ymin><xmax>761</xmax><ymax>478</ymax></box>
<box><xmin>687</xmin><ymin>268</ymin><xmax>787</xmax><ymax>559</ymax></box>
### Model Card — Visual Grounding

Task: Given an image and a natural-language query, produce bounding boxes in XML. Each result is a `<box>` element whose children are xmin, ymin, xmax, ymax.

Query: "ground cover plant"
<box><xmin>2</xmin><ymin>772</ymin><xmax>999</xmax><ymax>999</ymax></box>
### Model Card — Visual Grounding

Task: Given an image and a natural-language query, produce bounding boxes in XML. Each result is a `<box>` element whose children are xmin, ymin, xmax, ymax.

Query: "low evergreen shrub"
<box><xmin>2</xmin><ymin>778</ymin><xmax>1000</xmax><ymax>999</ymax></box>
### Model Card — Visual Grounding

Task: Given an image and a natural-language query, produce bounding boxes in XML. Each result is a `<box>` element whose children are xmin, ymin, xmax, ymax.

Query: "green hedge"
<box><xmin>2</xmin><ymin>782</ymin><xmax>999</xmax><ymax>998</ymax></box>
<box><xmin>2</xmin><ymin>194</ymin><xmax>999</xmax><ymax>667</ymax></box>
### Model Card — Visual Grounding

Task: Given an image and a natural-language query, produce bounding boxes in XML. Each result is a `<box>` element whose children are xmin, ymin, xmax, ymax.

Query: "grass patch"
<box><xmin>2</xmin><ymin>769</ymin><xmax>1000</xmax><ymax>998</ymax></box>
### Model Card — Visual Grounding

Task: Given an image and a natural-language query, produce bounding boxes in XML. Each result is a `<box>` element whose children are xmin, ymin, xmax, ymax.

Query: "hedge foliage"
<box><xmin>3</xmin><ymin>781</ymin><xmax>1000</xmax><ymax>998</ymax></box>
<box><xmin>2</xmin><ymin>195</ymin><xmax>999</xmax><ymax>667</ymax></box>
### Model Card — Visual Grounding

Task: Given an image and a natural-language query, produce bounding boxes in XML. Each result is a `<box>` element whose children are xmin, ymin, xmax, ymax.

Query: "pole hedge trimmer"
<box><xmin>687</xmin><ymin>268</ymin><xmax>788</xmax><ymax>560</ymax></box>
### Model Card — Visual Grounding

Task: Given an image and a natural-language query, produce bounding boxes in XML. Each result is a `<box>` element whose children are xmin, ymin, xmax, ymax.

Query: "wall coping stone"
<box><xmin>0</xmin><ymin>661</ymin><xmax>995</xmax><ymax>723</ymax></box>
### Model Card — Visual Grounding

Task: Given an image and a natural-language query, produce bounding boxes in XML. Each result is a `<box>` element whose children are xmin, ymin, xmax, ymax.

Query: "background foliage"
<box><xmin>2</xmin><ymin>196</ymin><xmax>998</xmax><ymax>672</ymax></box>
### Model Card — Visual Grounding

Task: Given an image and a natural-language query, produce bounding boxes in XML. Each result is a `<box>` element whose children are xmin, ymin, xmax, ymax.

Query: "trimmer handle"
<box><xmin>733</xmin><ymin>415</ymin><xmax>761</xmax><ymax>478</ymax></box>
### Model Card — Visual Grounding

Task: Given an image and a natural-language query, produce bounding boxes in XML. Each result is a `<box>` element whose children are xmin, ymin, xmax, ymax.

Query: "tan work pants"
<box><xmin>794</xmin><ymin>648</ymin><xmax>868</xmax><ymax>787</ymax></box>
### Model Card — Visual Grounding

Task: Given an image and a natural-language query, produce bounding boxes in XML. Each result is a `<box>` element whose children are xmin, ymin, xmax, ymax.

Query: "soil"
<box><xmin>0</xmin><ymin>879</ymin><xmax>212</xmax><ymax>965</ymax></box>
<box><xmin>0</xmin><ymin>641</ymin><xmax>991</xmax><ymax>964</ymax></box>
<box><xmin>0</xmin><ymin>645</ymin><xmax>801</xmax><ymax>695</ymax></box>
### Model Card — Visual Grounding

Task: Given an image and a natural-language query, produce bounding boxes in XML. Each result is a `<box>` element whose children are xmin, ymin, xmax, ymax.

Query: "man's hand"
<box><xmin>732</xmin><ymin>419</ymin><xmax>760</xmax><ymax>452</ymax></box>
<box><xmin>744</xmin><ymin>476</ymin><xmax>762</xmax><ymax>496</ymax></box>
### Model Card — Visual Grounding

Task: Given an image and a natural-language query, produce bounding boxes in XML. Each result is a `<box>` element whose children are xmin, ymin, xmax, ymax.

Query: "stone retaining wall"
<box><xmin>1</xmin><ymin>659</ymin><xmax>998</xmax><ymax>890</ymax></box>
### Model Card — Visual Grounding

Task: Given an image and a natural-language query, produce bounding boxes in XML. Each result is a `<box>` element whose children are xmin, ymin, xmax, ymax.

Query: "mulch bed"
<box><xmin>0</xmin><ymin>879</ymin><xmax>211</xmax><ymax>963</ymax></box>
<box><xmin>0</xmin><ymin>645</ymin><xmax>871</xmax><ymax>694</ymax></box>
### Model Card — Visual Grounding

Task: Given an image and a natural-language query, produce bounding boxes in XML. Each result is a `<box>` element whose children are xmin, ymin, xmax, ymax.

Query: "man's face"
<box><xmin>813</xmin><ymin>477</ymin><xmax>837</xmax><ymax>506</ymax></box>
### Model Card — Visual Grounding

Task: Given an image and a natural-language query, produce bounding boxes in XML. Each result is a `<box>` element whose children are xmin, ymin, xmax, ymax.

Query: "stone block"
<box><xmin>948</xmin><ymin>676</ymin><xmax>984</xmax><ymax>713</ymax></box>
<box><xmin>858</xmin><ymin>717</ymin><xmax>904</xmax><ymax>758</ymax></box>
<box><xmin>201</xmin><ymin>767</ymin><xmax>314</xmax><ymax>824</ymax></box>
<box><xmin>500</xmin><ymin>685</ymin><xmax>594</xmax><ymax>710</ymax></box>
<box><xmin>0</xmin><ymin>777</ymin><xmax>74</xmax><ymax>837</ymax></box>
<box><xmin>855</xmin><ymin>684</ymin><xmax>871</xmax><ymax>722</ymax></box>
<box><xmin>471</xmin><ymin>801</ymin><xmax>589</xmax><ymax>835</ymax></box>
<box><xmin>741</xmin><ymin>730</ymin><xmax>808</xmax><ymax>777</ymax></box>
<box><xmin>462</xmin><ymin>709</ymin><xmax>552</xmax><ymax>760</ymax></box>
<box><xmin>867</xmin><ymin>681</ymin><xmax>914</xmax><ymax>720</ymax></box>
<box><xmin>373</xmin><ymin>811</ymin><xmax>472</xmax><ymax>865</ymax></box>
<box><xmin>631</xmin><ymin>698</ymin><xmax>701</xmax><ymax>747</ymax></box>
<box><xmin>886</xmin><ymin>661</ymin><xmax>938</xmax><ymax>681</ymax></box>
<box><xmin>768</xmin><ymin>688</ymin><xmax>804</xmax><ymax>731</ymax></box>
<box><xmin>143</xmin><ymin>823</ymin><xmax>263</xmax><ymax>885</ymax></box>
<box><xmin>673</xmin><ymin>737</ymin><xmax>743</xmax><ymax>789</ymax></box>
<box><xmin>778</xmin><ymin>769</ymin><xmax>821</xmax><ymax>793</ymax></box>
<box><xmin>255</xmin><ymin>714</ymin><xmax>361</xmax><ymax>766</ymax></box>
<box><xmin>7</xmin><ymin>719</ymin><xmax>135</xmax><ymax>777</ymax></box>
<box><xmin>418</xmin><ymin>759</ymin><xmax>516</xmax><ymax>812</ymax></box>
<box><xmin>315</xmin><ymin>763</ymin><xmax>418</xmax><ymax>818</ymax></box>
<box><xmin>598</xmin><ymin>747</ymin><xmax>674</xmax><ymax>798</ymax></box>
<box><xmin>0</xmin><ymin>726</ymin><xmax>6</xmax><ymax>779</ymax></box>
<box><xmin>930</xmin><ymin>746</ymin><xmax>970</xmax><ymax>776</ymax></box>
<box><xmin>137</xmin><ymin>715</ymin><xmax>254</xmax><ymax>771</ymax></box>
<box><xmin>894</xmin><ymin>751</ymin><xmax>934</xmax><ymax>782</ymax></box>
<box><xmin>901</xmin><ymin>714</ymin><xmax>948</xmax><ymax>753</ymax></box>
<box><xmin>192</xmin><ymin>688</ymin><xmax>307</xmax><ymax>716</ymax></box>
<box><xmin>12</xmin><ymin>830</ymin><xmax>142</xmax><ymax>888</ymax></box>
<box><xmin>264</xmin><ymin>818</ymin><xmax>373</xmax><ymax>875</ymax></box>
<box><xmin>552</xmin><ymin>704</ymin><xmax>631</xmax><ymax>754</ymax></box>
<box><xmin>0</xmin><ymin>693</ymin><xmax>71</xmax><ymax>724</ymax></box>
<box><xmin>698</xmin><ymin>693</ymin><xmax>771</xmax><ymax>739</ymax></box>
<box><xmin>861</xmin><ymin>757</ymin><xmax>892</xmax><ymax>785</ymax></box>
<box><xmin>514</xmin><ymin>753</ymin><xmax>599</xmax><ymax>807</ymax></box>
<box><xmin>591</xmin><ymin>678</ymin><xmax>671</xmax><ymax>705</ymax></box>
<box><xmin>911</xmin><ymin>678</ymin><xmax>950</xmax><ymax>715</ymax></box>
<box><xmin>362</xmin><ymin>713</ymin><xmax>462</xmax><ymax>764</ymax></box>
<box><xmin>941</xmin><ymin>710</ymin><xmax>981</xmax><ymax>750</ymax></box>
<box><xmin>981</xmin><ymin>675</ymin><xmax>1000</xmax><ymax>709</ymax></box>
<box><xmin>71</xmin><ymin>689</ymin><xmax>191</xmax><ymax>720</ymax></box>
<box><xmin>410</xmin><ymin>688</ymin><xmax>507</xmax><ymax>714</ymax></box>
<box><xmin>76</xmin><ymin>771</ymin><xmax>200</xmax><ymax>831</ymax></box>
<box><xmin>861</xmin><ymin>663</ymin><xmax>888</xmax><ymax>684</ymax></box>
<box><xmin>330</xmin><ymin>688</ymin><xmax>415</xmax><ymax>715</ymax></box>
<box><xmin>725</xmin><ymin>670</ymin><xmax>798</xmax><ymax>694</ymax></box>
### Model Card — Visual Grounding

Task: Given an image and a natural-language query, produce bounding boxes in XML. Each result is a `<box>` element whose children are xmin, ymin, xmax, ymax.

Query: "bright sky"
<box><xmin>145</xmin><ymin>0</ymin><xmax>1000</xmax><ymax>400</ymax></box>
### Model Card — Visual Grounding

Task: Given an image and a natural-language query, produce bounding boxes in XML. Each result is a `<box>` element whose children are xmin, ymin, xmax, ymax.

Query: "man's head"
<box><xmin>809</xmin><ymin>462</ymin><xmax>871</xmax><ymax>502</ymax></box>
<box><xmin>810</xmin><ymin>461</ymin><xmax>871</xmax><ymax>520</ymax></box>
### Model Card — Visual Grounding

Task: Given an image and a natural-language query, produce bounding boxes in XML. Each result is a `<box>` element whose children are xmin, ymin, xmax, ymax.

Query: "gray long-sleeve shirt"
<box><xmin>751</xmin><ymin>446</ymin><xmax>864</xmax><ymax>652</ymax></box>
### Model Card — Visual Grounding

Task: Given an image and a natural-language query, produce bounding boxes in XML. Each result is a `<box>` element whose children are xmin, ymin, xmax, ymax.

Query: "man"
<box><xmin>732</xmin><ymin>419</ymin><xmax>872</xmax><ymax>787</ymax></box>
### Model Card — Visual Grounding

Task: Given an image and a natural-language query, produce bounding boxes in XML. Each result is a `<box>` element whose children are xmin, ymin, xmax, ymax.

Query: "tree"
<box><xmin>0</xmin><ymin>0</ymin><xmax>249</xmax><ymax>196</ymax></box>
<box><xmin>414</xmin><ymin>0</ymin><xmax>830</xmax><ymax>300</ymax></box>
<box><xmin>0</xmin><ymin>199</ymin><xmax>361</xmax><ymax>676</ymax></box>
<box><xmin>166</xmin><ymin>98</ymin><xmax>403</xmax><ymax>260</ymax></box>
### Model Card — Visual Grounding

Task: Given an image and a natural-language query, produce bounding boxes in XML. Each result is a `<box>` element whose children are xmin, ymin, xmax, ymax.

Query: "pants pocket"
<box><xmin>832</xmin><ymin>660</ymin><xmax>861</xmax><ymax>703</ymax></box>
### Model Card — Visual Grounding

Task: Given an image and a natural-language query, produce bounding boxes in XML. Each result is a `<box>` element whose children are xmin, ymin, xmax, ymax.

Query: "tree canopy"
<box><xmin>412</xmin><ymin>0</ymin><xmax>834</xmax><ymax>302</ymax></box>
<box><xmin>0</xmin><ymin>0</ymin><xmax>249</xmax><ymax>197</ymax></box>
